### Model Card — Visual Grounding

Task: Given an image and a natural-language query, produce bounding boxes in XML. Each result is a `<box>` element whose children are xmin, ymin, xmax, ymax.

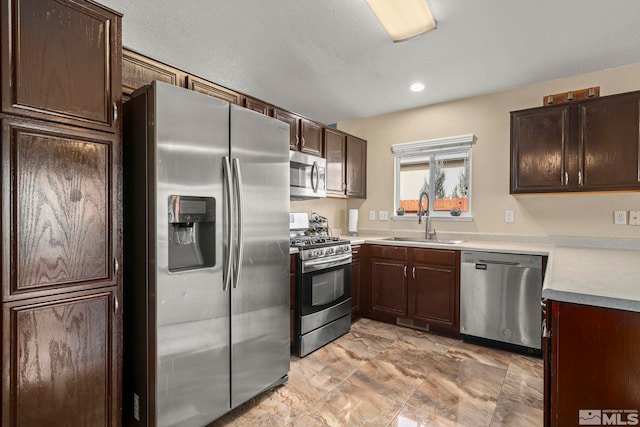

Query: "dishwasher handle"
<box><xmin>476</xmin><ymin>259</ymin><xmax>521</xmax><ymax>267</ymax></box>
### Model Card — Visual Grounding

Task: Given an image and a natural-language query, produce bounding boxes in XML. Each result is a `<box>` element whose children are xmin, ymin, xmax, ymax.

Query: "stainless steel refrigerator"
<box><xmin>123</xmin><ymin>81</ymin><xmax>290</xmax><ymax>426</ymax></box>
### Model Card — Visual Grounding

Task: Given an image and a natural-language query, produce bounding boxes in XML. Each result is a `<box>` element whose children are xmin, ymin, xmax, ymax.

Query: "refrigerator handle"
<box><xmin>222</xmin><ymin>157</ymin><xmax>233</xmax><ymax>292</ymax></box>
<box><xmin>232</xmin><ymin>157</ymin><xmax>245</xmax><ymax>289</ymax></box>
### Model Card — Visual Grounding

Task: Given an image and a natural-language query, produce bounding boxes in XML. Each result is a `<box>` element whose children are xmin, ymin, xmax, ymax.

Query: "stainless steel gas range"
<box><xmin>290</xmin><ymin>215</ymin><xmax>352</xmax><ymax>357</ymax></box>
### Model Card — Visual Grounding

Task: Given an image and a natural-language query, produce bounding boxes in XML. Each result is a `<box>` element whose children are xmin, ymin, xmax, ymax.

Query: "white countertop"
<box><xmin>339</xmin><ymin>234</ymin><xmax>640</xmax><ymax>313</ymax></box>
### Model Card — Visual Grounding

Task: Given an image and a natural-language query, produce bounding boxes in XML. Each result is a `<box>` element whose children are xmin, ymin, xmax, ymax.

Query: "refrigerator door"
<box><xmin>229</xmin><ymin>105</ymin><xmax>290</xmax><ymax>408</ymax></box>
<box><xmin>152</xmin><ymin>82</ymin><xmax>231</xmax><ymax>425</ymax></box>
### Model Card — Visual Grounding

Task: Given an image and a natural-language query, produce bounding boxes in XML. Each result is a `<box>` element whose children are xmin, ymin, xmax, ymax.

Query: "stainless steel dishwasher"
<box><xmin>460</xmin><ymin>251</ymin><xmax>543</xmax><ymax>351</ymax></box>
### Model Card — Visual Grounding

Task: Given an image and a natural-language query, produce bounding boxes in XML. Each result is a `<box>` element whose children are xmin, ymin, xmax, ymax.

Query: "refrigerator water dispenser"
<box><xmin>168</xmin><ymin>195</ymin><xmax>215</xmax><ymax>272</ymax></box>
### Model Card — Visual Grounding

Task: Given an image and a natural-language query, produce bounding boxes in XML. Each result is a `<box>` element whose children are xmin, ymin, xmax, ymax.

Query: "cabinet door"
<box><xmin>346</xmin><ymin>135</ymin><xmax>367</xmax><ymax>198</ymax></box>
<box><xmin>185</xmin><ymin>75</ymin><xmax>243</xmax><ymax>105</ymax></box>
<box><xmin>1</xmin><ymin>0</ymin><xmax>122</xmax><ymax>133</ymax></box>
<box><xmin>410</xmin><ymin>264</ymin><xmax>457</xmax><ymax>328</ymax></box>
<box><xmin>510</xmin><ymin>105</ymin><xmax>575</xmax><ymax>193</ymax></box>
<box><xmin>274</xmin><ymin>108</ymin><xmax>300</xmax><ymax>151</ymax></box>
<box><xmin>244</xmin><ymin>96</ymin><xmax>273</xmax><ymax>117</ymax></box>
<box><xmin>300</xmin><ymin>118</ymin><xmax>323</xmax><ymax>157</ymax></box>
<box><xmin>122</xmin><ymin>49</ymin><xmax>186</xmax><ymax>101</ymax></box>
<box><xmin>2</xmin><ymin>287</ymin><xmax>119</xmax><ymax>427</ymax></box>
<box><xmin>324</xmin><ymin>128</ymin><xmax>346</xmax><ymax>196</ymax></box>
<box><xmin>550</xmin><ymin>302</ymin><xmax>640</xmax><ymax>425</ymax></box>
<box><xmin>371</xmin><ymin>259</ymin><xmax>407</xmax><ymax>319</ymax></box>
<box><xmin>579</xmin><ymin>91</ymin><xmax>640</xmax><ymax>190</ymax></box>
<box><xmin>1</xmin><ymin>118</ymin><xmax>118</xmax><ymax>301</ymax></box>
<box><xmin>350</xmin><ymin>246</ymin><xmax>361</xmax><ymax>315</ymax></box>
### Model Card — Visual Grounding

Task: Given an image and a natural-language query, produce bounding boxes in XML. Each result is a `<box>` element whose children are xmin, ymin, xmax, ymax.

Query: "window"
<box><xmin>392</xmin><ymin>134</ymin><xmax>474</xmax><ymax>220</ymax></box>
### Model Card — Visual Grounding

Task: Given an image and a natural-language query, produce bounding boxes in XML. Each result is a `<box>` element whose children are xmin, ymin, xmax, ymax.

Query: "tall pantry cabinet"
<box><xmin>1</xmin><ymin>0</ymin><xmax>123</xmax><ymax>425</ymax></box>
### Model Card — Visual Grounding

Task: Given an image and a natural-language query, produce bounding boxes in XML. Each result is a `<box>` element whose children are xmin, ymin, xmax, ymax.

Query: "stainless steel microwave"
<box><xmin>290</xmin><ymin>151</ymin><xmax>326</xmax><ymax>200</ymax></box>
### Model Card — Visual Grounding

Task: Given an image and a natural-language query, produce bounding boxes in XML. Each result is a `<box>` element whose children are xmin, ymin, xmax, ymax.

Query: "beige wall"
<box><xmin>335</xmin><ymin>63</ymin><xmax>640</xmax><ymax>238</ymax></box>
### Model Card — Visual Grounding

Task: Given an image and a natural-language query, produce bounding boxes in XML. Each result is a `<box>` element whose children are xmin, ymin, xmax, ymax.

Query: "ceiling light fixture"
<box><xmin>367</xmin><ymin>0</ymin><xmax>436</xmax><ymax>43</ymax></box>
<box><xmin>410</xmin><ymin>83</ymin><xmax>425</xmax><ymax>92</ymax></box>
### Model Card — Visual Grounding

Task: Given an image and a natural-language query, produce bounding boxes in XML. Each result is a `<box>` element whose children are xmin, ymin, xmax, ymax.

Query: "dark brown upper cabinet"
<box><xmin>346</xmin><ymin>135</ymin><xmax>367</xmax><ymax>198</ymax></box>
<box><xmin>511</xmin><ymin>90</ymin><xmax>640</xmax><ymax>194</ymax></box>
<box><xmin>185</xmin><ymin>75</ymin><xmax>243</xmax><ymax>105</ymax></box>
<box><xmin>300</xmin><ymin>118</ymin><xmax>323</xmax><ymax>156</ymax></box>
<box><xmin>274</xmin><ymin>108</ymin><xmax>300</xmax><ymax>151</ymax></box>
<box><xmin>244</xmin><ymin>96</ymin><xmax>273</xmax><ymax>117</ymax></box>
<box><xmin>1</xmin><ymin>117</ymin><xmax>119</xmax><ymax>302</ymax></box>
<box><xmin>325</xmin><ymin>128</ymin><xmax>347</xmax><ymax>197</ymax></box>
<box><xmin>1</xmin><ymin>0</ymin><xmax>122</xmax><ymax>133</ymax></box>
<box><xmin>274</xmin><ymin>108</ymin><xmax>323</xmax><ymax>156</ymax></box>
<box><xmin>324</xmin><ymin>129</ymin><xmax>367</xmax><ymax>199</ymax></box>
<box><xmin>122</xmin><ymin>48</ymin><xmax>186</xmax><ymax>102</ymax></box>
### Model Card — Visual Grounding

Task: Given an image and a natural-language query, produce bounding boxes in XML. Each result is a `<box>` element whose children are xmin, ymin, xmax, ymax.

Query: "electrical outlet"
<box><xmin>614</xmin><ymin>210</ymin><xmax>627</xmax><ymax>225</ymax></box>
<box><xmin>629</xmin><ymin>210</ymin><xmax>640</xmax><ymax>226</ymax></box>
<box><xmin>379</xmin><ymin>210</ymin><xmax>389</xmax><ymax>221</ymax></box>
<box><xmin>505</xmin><ymin>210</ymin><xmax>514</xmax><ymax>223</ymax></box>
<box><xmin>369</xmin><ymin>210</ymin><xmax>376</xmax><ymax>221</ymax></box>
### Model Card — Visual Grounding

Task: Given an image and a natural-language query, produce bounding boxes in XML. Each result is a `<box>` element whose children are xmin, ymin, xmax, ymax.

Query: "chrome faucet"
<box><xmin>418</xmin><ymin>190</ymin><xmax>435</xmax><ymax>239</ymax></box>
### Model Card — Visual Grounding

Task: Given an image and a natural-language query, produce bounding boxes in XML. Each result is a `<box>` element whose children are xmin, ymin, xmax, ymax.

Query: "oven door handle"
<box><xmin>302</xmin><ymin>254</ymin><xmax>352</xmax><ymax>273</ymax></box>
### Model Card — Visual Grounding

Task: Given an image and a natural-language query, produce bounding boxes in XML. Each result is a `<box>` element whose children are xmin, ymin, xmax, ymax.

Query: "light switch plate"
<box><xmin>629</xmin><ymin>210</ymin><xmax>640</xmax><ymax>226</ymax></box>
<box><xmin>379</xmin><ymin>210</ymin><xmax>389</xmax><ymax>221</ymax></box>
<box><xmin>614</xmin><ymin>210</ymin><xmax>627</xmax><ymax>225</ymax></box>
<box><xmin>505</xmin><ymin>210</ymin><xmax>514</xmax><ymax>223</ymax></box>
<box><xmin>369</xmin><ymin>210</ymin><xmax>376</xmax><ymax>221</ymax></box>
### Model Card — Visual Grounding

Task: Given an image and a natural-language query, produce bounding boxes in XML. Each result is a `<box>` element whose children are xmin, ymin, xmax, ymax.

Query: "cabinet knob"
<box><xmin>412</xmin><ymin>266</ymin><xmax>416</xmax><ymax>279</ymax></box>
<box><xmin>403</xmin><ymin>266</ymin><xmax>407</xmax><ymax>277</ymax></box>
<box><xmin>113</xmin><ymin>102</ymin><xmax>118</xmax><ymax>122</ymax></box>
<box><xmin>114</xmin><ymin>295</ymin><xmax>120</xmax><ymax>315</ymax></box>
<box><xmin>578</xmin><ymin>171</ymin><xmax>583</xmax><ymax>186</ymax></box>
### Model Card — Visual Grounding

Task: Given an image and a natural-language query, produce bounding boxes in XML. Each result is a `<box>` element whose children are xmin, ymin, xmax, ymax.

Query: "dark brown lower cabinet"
<box><xmin>408</xmin><ymin>248</ymin><xmax>459</xmax><ymax>335</ymax></box>
<box><xmin>350</xmin><ymin>245</ymin><xmax>361</xmax><ymax>315</ymax></box>
<box><xmin>369</xmin><ymin>246</ymin><xmax>409</xmax><ymax>321</ymax></box>
<box><xmin>2</xmin><ymin>287</ymin><xmax>120</xmax><ymax>426</ymax></box>
<box><xmin>363</xmin><ymin>244</ymin><xmax>460</xmax><ymax>336</ymax></box>
<box><xmin>545</xmin><ymin>301</ymin><xmax>640</xmax><ymax>426</ymax></box>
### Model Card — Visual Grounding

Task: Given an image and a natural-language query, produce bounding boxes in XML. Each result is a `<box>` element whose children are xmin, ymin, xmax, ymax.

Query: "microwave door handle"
<box><xmin>311</xmin><ymin>161</ymin><xmax>318</xmax><ymax>192</ymax></box>
<box><xmin>232</xmin><ymin>158</ymin><xmax>244</xmax><ymax>289</ymax></box>
<box><xmin>222</xmin><ymin>157</ymin><xmax>233</xmax><ymax>292</ymax></box>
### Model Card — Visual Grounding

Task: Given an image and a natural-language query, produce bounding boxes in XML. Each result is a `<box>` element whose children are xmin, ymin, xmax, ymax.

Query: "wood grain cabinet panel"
<box><xmin>274</xmin><ymin>108</ymin><xmax>300</xmax><ymax>151</ymax></box>
<box><xmin>346</xmin><ymin>135</ymin><xmax>367</xmax><ymax>198</ymax></box>
<box><xmin>1</xmin><ymin>118</ymin><xmax>117</xmax><ymax>301</ymax></box>
<box><xmin>510</xmin><ymin>105</ymin><xmax>574</xmax><ymax>193</ymax></box>
<box><xmin>300</xmin><ymin>118</ymin><xmax>323</xmax><ymax>157</ymax></box>
<box><xmin>511</xmin><ymin>90</ymin><xmax>640</xmax><ymax>194</ymax></box>
<box><xmin>1</xmin><ymin>0</ymin><xmax>122</xmax><ymax>133</ymax></box>
<box><xmin>351</xmin><ymin>245</ymin><xmax>361</xmax><ymax>315</ymax></box>
<box><xmin>324</xmin><ymin>128</ymin><xmax>346</xmax><ymax>196</ymax></box>
<box><xmin>371</xmin><ymin>259</ymin><xmax>407</xmax><ymax>317</ymax></box>
<box><xmin>545</xmin><ymin>301</ymin><xmax>640</xmax><ymax>426</ymax></box>
<box><xmin>579</xmin><ymin>92</ymin><xmax>640</xmax><ymax>190</ymax></box>
<box><xmin>185</xmin><ymin>75</ymin><xmax>243</xmax><ymax>105</ymax></box>
<box><xmin>122</xmin><ymin>49</ymin><xmax>186</xmax><ymax>100</ymax></box>
<box><xmin>2</xmin><ymin>287</ymin><xmax>119</xmax><ymax>427</ymax></box>
<box><xmin>409</xmin><ymin>250</ymin><xmax>459</xmax><ymax>334</ymax></box>
<box><xmin>244</xmin><ymin>96</ymin><xmax>273</xmax><ymax>116</ymax></box>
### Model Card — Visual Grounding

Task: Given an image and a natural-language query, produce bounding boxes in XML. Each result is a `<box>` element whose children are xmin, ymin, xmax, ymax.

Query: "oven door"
<box><xmin>299</xmin><ymin>253</ymin><xmax>351</xmax><ymax>317</ymax></box>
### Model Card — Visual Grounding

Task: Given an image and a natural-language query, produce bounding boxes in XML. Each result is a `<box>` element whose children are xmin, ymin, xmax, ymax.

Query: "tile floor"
<box><xmin>213</xmin><ymin>318</ymin><xmax>543</xmax><ymax>426</ymax></box>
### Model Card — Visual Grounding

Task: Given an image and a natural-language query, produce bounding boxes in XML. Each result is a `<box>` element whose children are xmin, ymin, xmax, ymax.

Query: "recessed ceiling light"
<box><xmin>410</xmin><ymin>83</ymin><xmax>425</xmax><ymax>92</ymax></box>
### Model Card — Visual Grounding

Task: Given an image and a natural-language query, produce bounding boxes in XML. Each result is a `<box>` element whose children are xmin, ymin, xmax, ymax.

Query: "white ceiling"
<box><xmin>98</xmin><ymin>0</ymin><xmax>640</xmax><ymax>125</ymax></box>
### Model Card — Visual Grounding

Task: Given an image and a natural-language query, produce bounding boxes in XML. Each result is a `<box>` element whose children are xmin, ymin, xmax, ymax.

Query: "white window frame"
<box><xmin>392</xmin><ymin>134</ymin><xmax>475</xmax><ymax>221</ymax></box>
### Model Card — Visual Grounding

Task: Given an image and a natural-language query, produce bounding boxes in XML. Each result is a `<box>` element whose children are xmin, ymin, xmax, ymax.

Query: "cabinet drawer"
<box><xmin>351</xmin><ymin>245</ymin><xmax>361</xmax><ymax>259</ymax></box>
<box><xmin>413</xmin><ymin>248</ymin><xmax>457</xmax><ymax>266</ymax></box>
<box><xmin>370</xmin><ymin>245</ymin><xmax>407</xmax><ymax>261</ymax></box>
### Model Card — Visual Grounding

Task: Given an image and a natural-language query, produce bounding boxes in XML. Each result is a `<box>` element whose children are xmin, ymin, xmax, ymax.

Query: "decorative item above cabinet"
<box><xmin>510</xmin><ymin>89</ymin><xmax>640</xmax><ymax>194</ymax></box>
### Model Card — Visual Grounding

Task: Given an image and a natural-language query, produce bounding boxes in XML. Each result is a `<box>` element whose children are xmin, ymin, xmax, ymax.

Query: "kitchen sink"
<box><xmin>383</xmin><ymin>237</ymin><xmax>464</xmax><ymax>245</ymax></box>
